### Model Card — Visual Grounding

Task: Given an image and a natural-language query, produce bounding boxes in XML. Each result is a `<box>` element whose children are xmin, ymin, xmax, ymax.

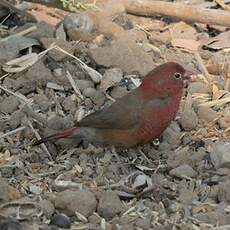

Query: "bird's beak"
<box><xmin>184</xmin><ymin>70</ymin><xmax>194</xmax><ymax>82</ymax></box>
<box><xmin>183</xmin><ymin>68</ymin><xmax>199</xmax><ymax>84</ymax></box>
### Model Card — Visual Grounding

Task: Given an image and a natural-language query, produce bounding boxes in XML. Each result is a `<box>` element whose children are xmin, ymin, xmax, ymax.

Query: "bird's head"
<box><xmin>140</xmin><ymin>62</ymin><xmax>193</xmax><ymax>98</ymax></box>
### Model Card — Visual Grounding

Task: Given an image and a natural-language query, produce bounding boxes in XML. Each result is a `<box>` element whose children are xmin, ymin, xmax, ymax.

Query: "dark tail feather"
<box><xmin>32</xmin><ymin>127</ymin><xmax>79</xmax><ymax>146</ymax></box>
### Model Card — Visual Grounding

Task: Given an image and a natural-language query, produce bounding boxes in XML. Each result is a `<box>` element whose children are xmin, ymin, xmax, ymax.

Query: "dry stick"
<box><xmin>124</xmin><ymin>0</ymin><xmax>230</xmax><ymax>27</ymax></box>
<box><xmin>54</xmin><ymin>46</ymin><xmax>102</xmax><ymax>83</ymax></box>
<box><xmin>215</xmin><ymin>0</ymin><xmax>230</xmax><ymax>11</ymax></box>
<box><xmin>66</xmin><ymin>71</ymin><xmax>84</xmax><ymax>100</ymax></box>
<box><xmin>200</xmin><ymin>97</ymin><xmax>230</xmax><ymax>107</ymax></box>
<box><xmin>27</xmin><ymin>120</ymin><xmax>53</xmax><ymax>161</ymax></box>
<box><xmin>0</xmin><ymin>73</ymin><xmax>9</xmax><ymax>81</ymax></box>
<box><xmin>194</xmin><ymin>52</ymin><xmax>212</xmax><ymax>84</ymax></box>
<box><xmin>0</xmin><ymin>126</ymin><xmax>26</xmax><ymax>139</ymax></box>
<box><xmin>0</xmin><ymin>84</ymin><xmax>31</xmax><ymax>103</ymax></box>
<box><xmin>0</xmin><ymin>13</ymin><xmax>11</xmax><ymax>25</ymax></box>
<box><xmin>0</xmin><ymin>25</ymin><xmax>37</xmax><ymax>42</ymax></box>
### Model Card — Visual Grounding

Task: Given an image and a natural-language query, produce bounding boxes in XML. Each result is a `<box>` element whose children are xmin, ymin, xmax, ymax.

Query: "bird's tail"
<box><xmin>32</xmin><ymin>127</ymin><xmax>80</xmax><ymax>146</ymax></box>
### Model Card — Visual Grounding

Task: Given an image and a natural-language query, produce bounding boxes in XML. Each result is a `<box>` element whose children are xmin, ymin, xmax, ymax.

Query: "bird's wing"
<box><xmin>77</xmin><ymin>90</ymin><xmax>142</xmax><ymax>129</ymax></box>
<box><xmin>77</xmin><ymin>90</ymin><xmax>170</xmax><ymax>130</ymax></box>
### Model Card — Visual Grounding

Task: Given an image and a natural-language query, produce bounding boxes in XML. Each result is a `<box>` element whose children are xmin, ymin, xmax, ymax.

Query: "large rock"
<box><xmin>0</xmin><ymin>179</ymin><xmax>21</xmax><ymax>204</ymax></box>
<box><xmin>97</xmin><ymin>191</ymin><xmax>125</xmax><ymax>220</ymax></box>
<box><xmin>210</xmin><ymin>142</ymin><xmax>230</xmax><ymax>169</ymax></box>
<box><xmin>169</xmin><ymin>164</ymin><xmax>197</xmax><ymax>178</ymax></box>
<box><xmin>89</xmin><ymin>39</ymin><xmax>155</xmax><ymax>76</ymax></box>
<box><xmin>63</xmin><ymin>13</ymin><xmax>94</xmax><ymax>41</ymax></box>
<box><xmin>54</xmin><ymin>189</ymin><xmax>97</xmax><ymax>217</ymax></box>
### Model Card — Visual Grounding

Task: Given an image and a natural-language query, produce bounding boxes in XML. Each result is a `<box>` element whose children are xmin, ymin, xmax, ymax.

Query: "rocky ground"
<box><xmin>0</xmin><ymin>0</ymin><xmax>229</xmax><ymax>229</ymax></box>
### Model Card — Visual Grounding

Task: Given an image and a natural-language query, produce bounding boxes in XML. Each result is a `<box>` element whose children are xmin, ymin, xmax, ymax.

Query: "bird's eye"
<box><xmin>174</xmin><ymin>72</ymin><xmax>182</xmax><ymax>79</ymax></box>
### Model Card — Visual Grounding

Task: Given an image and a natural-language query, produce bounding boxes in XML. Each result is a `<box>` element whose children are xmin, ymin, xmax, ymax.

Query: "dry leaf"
<box><xmin>171</xmin><ymin>38</ymin><xmax>201</xmax><ymax>52</ymax></box>
<box><xmin>3</xmin><ymin>53</ymin><xmax>38</xmax><ymax>73</ymax></box>
<box><xmin>170</xmin><ymin>21</ymin><xmax>197</xmax><ymax>40</ymax></box>
<box><xmin>203</xmin><ymin>31</ymin><xmax>230</xmax><ymax>50</ymax></box>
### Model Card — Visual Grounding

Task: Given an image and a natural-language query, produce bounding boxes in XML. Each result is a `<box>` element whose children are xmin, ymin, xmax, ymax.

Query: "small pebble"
<box><xmin>50</xmin><ymin>213</ymin><xmax>71</xmax><ymax>229</ymax></box>
<box><xmin>210</xmin><ymin>142</ymin><xmax>230</xmax><ymax>169</ymax></box>
<box><xmin>179</xmin><ymin>109</ymin><xmax>198</xmax><ymax>131</ymax></box>
<box><xmin>170</xmin><ymin>164</ymin><xmax>197</xmax><ymax>178</ymax></box>
<box><xmin>187</xmin><ymin>82</ymin><xmax>210</xmax><ymax>94</ymax></box>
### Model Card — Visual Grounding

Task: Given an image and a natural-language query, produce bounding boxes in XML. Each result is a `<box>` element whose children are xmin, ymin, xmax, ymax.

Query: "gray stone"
<box><xmin>38</xmin><ymin>199</ymin><xmax>55</xmax><ymax>218</ymax></box>
<box><xmin>89</xmin><ymin>39</ymin><xmax>155</xmax><ymax>76</ymax></box>
<box><xmin>100</xmin><ymin>68</ymin><xmax>123</xmax><ymax>92</ymax></box>
<box><xmin>9</xmin><ymin>110</ymin><xmax>25</xmax><ymax>129</ymax></box>
<box><xmin>110</xmin><ymin>86</ymin><xmax>128</xmax><ymax>99</ymax></box>
<box><xmin>83</xmin><ymin>87</ymin><xmax>105</xmax><ymax>106</ymax></box>
<box><xmin>64</xmin><ymin>13</ymin><xmax>93</xmax><ymax>32</ymax></box>
<box><xmin>33</xmin><ymin>94</ymin><xmax>50</xmax><ymax>111</ymax></box>
<box><xmin>169</xmin><ymin>164</ymin><xmax>197</xmax><ymax>178</ymax></box>
<box><xmin>135</xmin><ymin>218</ymin><xmax>151</xmax><ymax>229</ymax></box>
<box><xmin>50</xmin><ymin>213</ymin><xmax>71</xmax><ymax>228</ymax></box>
<box><xmin>97</xmin><ymin>191</ymin><xmax>125</xmax><ymax>220</ymax></box>
<box><xmin>187</xmin><ymin>82</ymin><xmax>210</xmax><ymax>94</ymax></box>
<box><xmin>162</xmin><ymin>121</ymin><xmax>181</xmax><ymax>148</ymax></box>
<box><xmin>197</xmin><ymin>106</ymin><xmax>218</xmax><ymax>122</ymax></box>
<box><xmin>62</xmin><ymin>96</ymin><xmax>77</xmax><ymax>113</ymax></box>
<box><xmin>54</xmin><ymin>189</ymin><xmax>97</xmax><ymax>217</ymax></box>
<box><xmin>179</xmin><ymin>109</ymin><xmax>198</xmax><ymax>131</ymax></box>
<box><xmin>28</xmin><ymin>21</ymin><xmax>55</xmax><ymax>39</ymax></box>
<box><xmin>75</xmin><ymin>79</ymin><xmax>94</xmax><ymax>92</ymax></box>
<box><xmin>23</xmin><ymin>61</ymin><xmax>53</xmax><ymax>81</ymax></box>
<box><xmin>210</xmin><ymin>142</ymin><xmax>230</xmax><ymax>169</ymax></box>
<box><xmin>0</xmin><ymin>178</ymin><xmax>20</xmax><ymax>204</ymax></box>
<box><xmin>0</xmin><ymin>96</ymin><xmax>19</xmax><ymax>114</ymax></box>
<box><xmin>218</xmin><ymin>180</ymin><xmax>230</xmax><ymax>203</ymax></box>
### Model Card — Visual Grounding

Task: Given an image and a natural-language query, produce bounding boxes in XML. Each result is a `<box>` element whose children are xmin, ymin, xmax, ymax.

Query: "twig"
<box><xmin>27</xmin><ymin>120</ymin><xmax>53</xmax><ymax>161</ymax></box>
<box><xmin>55</xmin><ymin>45</ymin><xmax>102</xmax><ymax>83</ymax></box>
<box><xmin>215</xmin><ymin>0</ymin><xmax>230</xmax><ymax>11</ymax></box>
<box><xmin>224</xmin><ymin>126</ymin><xmax>230</xmax><ymax>133</ymax></box>
<box><xmin>0</xmin><ymin>13</ymin><xmax>11</xmax><ymax>25</ymax></box>
<box><xmin>0</xmin><ymin>126</ymin><xmax>26</xmax><ymax>139</ymax></box>
<box><xmin>194</xmin><ymin>52</ymin><xmax>212</xmax><ymax>84</ymax></box>
<box><xmin>22</xmin><ymin>105</ymin><xmax>47</xmax><ymax>126</ymax></box>
<box><xmin>0</xmin><ymin>25</ymin><xmax>37</xmax><ymax>42</ymax></box>
<box><xmin>0</xmin><ymin>73</ymin><xmax>9</xmax><ymax>81</ymax></box>
<box><xmin>124</xmin><ymin>0</ymin><xmax>230</xmax><ymax>27</ymax></box>
<box><xmin>38</xmin><ymin>42</ymin><xmax>58</xmax><ymax>58</ymax></box>
<box><xmin>199</xmin><ymin>97</ymin><xmax>230</xmax><ymax>107</ymax></box>
<box><xmin>66</xmin><ymin>71</ymin><xmax>84</xmax><ymax>100</ymax></box>
<box><xmin>138</xmin><ymin>147</ymin><xmax>151</xmax><ymax>163</ymax></box>
<box><xmin>0</xmin><ymin>84</ymin><xmax>31</xmax><ymax>103</ymax></box>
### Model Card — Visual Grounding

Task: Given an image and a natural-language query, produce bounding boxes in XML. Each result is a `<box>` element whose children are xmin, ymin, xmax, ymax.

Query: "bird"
<box><xmin>33</xmin><ymin>62</ymin><xmax>193</xmax><ymax>148</ymax></box>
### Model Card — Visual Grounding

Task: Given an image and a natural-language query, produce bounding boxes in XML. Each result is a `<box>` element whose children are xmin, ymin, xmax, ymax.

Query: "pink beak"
<box><xmin>184</xmin><ymin>69</ymin><xmax>198</xmax><ymax>84</ymax></box>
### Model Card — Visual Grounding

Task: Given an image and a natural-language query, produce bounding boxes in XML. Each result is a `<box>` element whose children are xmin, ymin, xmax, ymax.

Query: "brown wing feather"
<box><xmin>77</xmin><ymin>88</ymin><xmax>171</xmax><ymax>130</ymax></box>
<box><xmin>77</xmin><ymin>90</ymin><xmax>142</xmax><ymax>129</ymax></box>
